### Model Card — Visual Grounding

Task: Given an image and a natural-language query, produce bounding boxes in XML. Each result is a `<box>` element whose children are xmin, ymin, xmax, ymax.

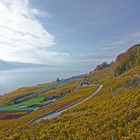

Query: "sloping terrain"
<box><xmin>0</xmin><ymin>77</ymin><xmax>89</xmax><ymax>120</ymax></box>
<box><xmin>0</xmin><ymin>66</ymin><xmax>139</xmax><ymax>140</ymax></box>
<box><xmin>114</xmin><ymin>44</ymin><xmax>140</xmax><ymax>76</ymax></box>
<box><xmin>0</xmin><ymin>45</ymin><xmax>139</xmax><ymax>140</ymax></box>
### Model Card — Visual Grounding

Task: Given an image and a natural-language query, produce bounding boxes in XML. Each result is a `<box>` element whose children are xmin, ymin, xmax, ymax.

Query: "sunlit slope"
<box><xmin>114</xmin><ymin>44</ymin><xmax>140</xmax><ymax>76</ymax></box>
<box><xmin>0</xmin><ymin>45</ymin><xmax>139</xmax><ymax>139</ymax></box>
<box><xmin>86</xmin><ymin>66</ymin><xmax>114</xmax><ymax>84</ymax></box>
<box><xmin>0</xmin><ymin>66</ymin><xmax>139</xmax><ymax>140</ymax></box>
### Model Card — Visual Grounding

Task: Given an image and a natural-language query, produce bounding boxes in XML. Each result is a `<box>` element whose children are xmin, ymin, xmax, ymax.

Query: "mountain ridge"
<box><xmin>93</xmin><ymin>44</ymin><xmax>140</xmax><ymax>76</ymax></box>
<box><xmin>114</xmin><ymin>44</ymin><xmax>140</xmax><ymax>76</ymax></box>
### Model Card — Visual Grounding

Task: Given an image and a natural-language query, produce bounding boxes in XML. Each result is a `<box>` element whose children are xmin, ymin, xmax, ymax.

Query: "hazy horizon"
<box><xmin>0</xmin><ymin>0</ymin><xmax>140</xmax><ymax>71</ymax></box>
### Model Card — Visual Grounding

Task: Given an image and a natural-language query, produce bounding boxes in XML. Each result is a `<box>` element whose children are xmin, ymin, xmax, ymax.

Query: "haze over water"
<box><xmin>0</xmin><ymin>67</ymin><xmax>85</xmax><ymax>95</ymax></box>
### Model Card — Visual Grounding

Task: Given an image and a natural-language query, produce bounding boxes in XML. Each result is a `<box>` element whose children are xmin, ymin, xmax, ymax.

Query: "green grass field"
<box><xmin>0</xmin><ymin>96</ymin><xmax>45</xmax><ymax>111</ymax></box>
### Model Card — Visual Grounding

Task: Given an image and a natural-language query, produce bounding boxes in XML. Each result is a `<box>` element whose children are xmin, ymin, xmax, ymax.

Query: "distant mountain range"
<box><xmin>0</xmin><ymin>59</ymin><xmax>48</xmax><ymax>70</ymax></box>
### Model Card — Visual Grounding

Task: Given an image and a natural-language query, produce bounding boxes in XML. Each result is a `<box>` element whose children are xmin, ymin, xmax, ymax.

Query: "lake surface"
<box><xmin>0</xmin><ymin>67</ymin><xmax>85</xmax><ymax>95</ymax></box>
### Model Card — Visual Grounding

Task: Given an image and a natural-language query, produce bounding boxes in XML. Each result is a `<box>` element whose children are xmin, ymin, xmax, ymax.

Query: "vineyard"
<box><xmin>0</xmin><ymin>45</ymin><xmax>139</xmax><ymax>140</ymax></box>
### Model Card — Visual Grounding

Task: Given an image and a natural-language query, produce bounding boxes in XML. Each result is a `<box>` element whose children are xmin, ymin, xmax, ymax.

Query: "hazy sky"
<box><xmin>0</xmin><ymin>0</ymin><xmax>140</xmax><ymax>71</ymax></box>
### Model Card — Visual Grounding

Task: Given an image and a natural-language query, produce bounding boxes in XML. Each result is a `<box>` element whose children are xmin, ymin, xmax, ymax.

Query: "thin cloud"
<box><xmin>100</xmin><ymin>32</ymin><xmax>140</xmax><ymax>50</ymax></box>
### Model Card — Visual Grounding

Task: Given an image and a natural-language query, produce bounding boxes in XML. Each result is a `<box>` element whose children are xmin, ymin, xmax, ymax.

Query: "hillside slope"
<box><xmin>0</xmin><ymin>66</ymin><xmax>139</xmax><ymax>140</ymax></box>
<box><xmin>0</xmin><ymin>45</ymin><xmax>139</xmax><ymax>140</ymax></box>
<box><xmin>114</xmin><ymin>44</ymin><xmax>140</xmax><ymax>76</ymax></box>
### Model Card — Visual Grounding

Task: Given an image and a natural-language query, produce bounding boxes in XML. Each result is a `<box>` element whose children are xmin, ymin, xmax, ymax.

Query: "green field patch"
<box><xmin>0</xmin><ymin>96</ymin><xmax>45</xmax><ymax>111</ymax></box>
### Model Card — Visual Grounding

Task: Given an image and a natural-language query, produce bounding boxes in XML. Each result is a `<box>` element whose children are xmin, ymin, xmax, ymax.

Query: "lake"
<box><xmin>0</xmin><ymin>67</ymin><xmax>85</xmax><ymax>95</ymax></box>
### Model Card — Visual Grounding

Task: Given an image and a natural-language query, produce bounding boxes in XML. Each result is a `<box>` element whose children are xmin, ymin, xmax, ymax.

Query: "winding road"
<box><xmin>29</xmin><ymin>85</ymin><xmax>103</xmax><ymax>124</ymax></box>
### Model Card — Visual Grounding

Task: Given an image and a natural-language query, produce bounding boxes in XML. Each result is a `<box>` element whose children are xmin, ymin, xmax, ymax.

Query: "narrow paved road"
<box><xmin>29</xmin><ymin>85</ymin><xmax>103</xmax><ymax>124</ymax></box>
<box><xmin>72</xmin><ymin>80</ymin><xmax>83</xmax><ymax>92</ymax></box>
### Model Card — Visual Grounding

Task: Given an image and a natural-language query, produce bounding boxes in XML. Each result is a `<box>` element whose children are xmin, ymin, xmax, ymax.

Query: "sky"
<box><xmin>0</xmin><ymin>0</ymin><xmax>140</xmax><ymax>71</ymax></box>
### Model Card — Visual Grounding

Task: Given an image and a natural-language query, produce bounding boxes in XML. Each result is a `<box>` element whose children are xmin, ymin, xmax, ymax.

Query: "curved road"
<box><xmin>29</xmin><ymin>85</ymin><xmax>103</xmax><ymax>124</ymax></box>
